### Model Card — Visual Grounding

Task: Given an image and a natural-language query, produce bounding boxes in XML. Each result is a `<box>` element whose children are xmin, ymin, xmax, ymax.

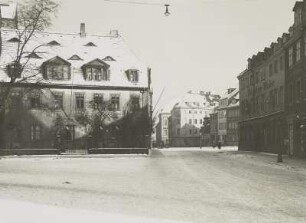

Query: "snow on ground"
<box><xmin>0</xmin><ymin>148</ymin><xmax>305</xmax><ymax>223</ymax></box>
<box><xmin>0</xmin><ymin>199</ymin><xmax>186</xmax><ymax>223</ymax></box>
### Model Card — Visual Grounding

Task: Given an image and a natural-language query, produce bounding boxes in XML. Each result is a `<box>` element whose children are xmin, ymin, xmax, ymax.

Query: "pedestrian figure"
<box><xmin>217</xmin><ymin>141</ymin><xmax>222</xmax><ymax>150</ymax></box>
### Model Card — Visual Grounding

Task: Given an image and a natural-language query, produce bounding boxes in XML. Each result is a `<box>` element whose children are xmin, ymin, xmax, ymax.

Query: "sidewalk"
<box><xmin>0</xmin><ymin>199</ymin><xmax>187</xmax><ymax>223</ymax></box>
<box><xmin>224</xmin><ymin>150</ymin><xmax>306</xmax><ymax>171</ymax></box>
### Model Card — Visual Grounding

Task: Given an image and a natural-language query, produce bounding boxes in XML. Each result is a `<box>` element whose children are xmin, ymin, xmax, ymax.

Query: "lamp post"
<box><xmin>277</xmin><ymin>119</ymin><xmax>283</xmax><ymax>163</ymax></box>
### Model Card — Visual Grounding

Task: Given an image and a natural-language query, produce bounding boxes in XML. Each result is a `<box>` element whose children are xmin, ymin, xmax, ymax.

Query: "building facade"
<box><xmin>155</xmin><ymin>112</ymin><xmax>170</xmax><ymax>147</ymax></box>
<box><xmin>226</xmin><ymin>99</ymin><xmax>239</xmax><ymax>146</ymax></box>
<box><xmin>169</xmin><ymin>91</ymin><xmax>219</xmax><ymax>147</ymax></box>
<box><xmin>284</xmin><ymin>1</ymin><xmax>306</xmax><ymax>156</ymax></box>
<box><xmin>237</xmin><ymin>2</ymin><xmax>306</xmax><ymax>155</ymax></box>
<box><xmin>238</xmin><ymin>41</ymin><xmax>286</xmax><ymax>153</ymax></box>
<box><xmin>217</xmin><ymin>88</ymin><xmax>239</xmax><ymax>146</ymax></box>
<box><xmin>209</xmin><ymin>109</ymin><xmax>218</xmax><ymax>146</ymax></box>
<box><xmin>0</xmin><ymin>24</ymin><xmax>151</xmax><ymax>152</ymax></box>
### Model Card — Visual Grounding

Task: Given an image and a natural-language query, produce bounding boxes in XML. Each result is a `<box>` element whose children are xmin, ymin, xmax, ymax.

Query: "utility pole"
<box><xmin>147</xmin><ymin>68</ymin><xmax>152</xmax><ymax>151</ymax></box>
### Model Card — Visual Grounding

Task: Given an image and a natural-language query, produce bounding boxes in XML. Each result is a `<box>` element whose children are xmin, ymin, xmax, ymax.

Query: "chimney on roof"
<box><xmin>109</xmin><ymin>30</ymin><xmax>119</xmax><ymax>37</ymax></box>
<box><xmin>80</xmin><ymin>23</ymin><xmax>86</xmax><ymax>38</ymax></box>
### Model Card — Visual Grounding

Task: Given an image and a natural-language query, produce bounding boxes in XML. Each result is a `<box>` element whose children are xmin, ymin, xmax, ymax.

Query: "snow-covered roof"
<box><xmin>0</xmin><ymin>28</ymin><xmax>149</xmax><ymax>89</ymax></box>
<box><xmin>172</xmin><ymin>92</ymin><xmax>219</xmax><ymax>110</ymax></box>
<box><xmin>0</xmin><ymin>1</ymin><xmax>17</xmax><ymax>19</ymax></box>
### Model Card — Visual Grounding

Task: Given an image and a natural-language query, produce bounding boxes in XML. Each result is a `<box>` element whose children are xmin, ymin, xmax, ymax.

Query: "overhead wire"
<box><xmin>104</xmin><ymin>0</ymin><xmax>164</xmax><ymax>6</ymax></box>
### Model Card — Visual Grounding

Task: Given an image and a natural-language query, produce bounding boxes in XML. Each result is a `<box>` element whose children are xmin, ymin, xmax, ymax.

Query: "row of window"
<box><xmin>188</xmin><ymin>118</ymin><xmax>203</xmax><ymax>125</ymax></box>
<box><xmin>175</xmin><ymin>128</ymin><xmax>199</xmax><ymax>136</ymax></box>
<box><xmin>185</xmin><ymin>109</ymin><xmax>209</xmax><ymax>115</ymax></box>
<box><xmin>8</xmin><ymin>57</ymin><xmax>140</xmax><ymax>83</ymax></box>
<box><xmin>241</xmin><ymin>56</ymin><xmax>284</xmax><ymax>89</ymax></box>
<box><xmin>27</xmin><ymin>92</ymin><xmax>140</xmax><ymax>111</ymax></box>
<box><xmin>240</xmin><ymin>86</ymin><xmax>284</xmax><ymax>116</ymax></box>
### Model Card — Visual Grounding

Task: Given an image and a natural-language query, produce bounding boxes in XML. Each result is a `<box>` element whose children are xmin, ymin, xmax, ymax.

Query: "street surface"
<box><xmin>0</xmin><ymin>147</ymin><xmax>305</xmax><ymax>223</ymax></box>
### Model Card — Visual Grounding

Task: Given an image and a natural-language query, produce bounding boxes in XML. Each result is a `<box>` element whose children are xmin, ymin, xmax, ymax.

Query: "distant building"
<box><xmin>226</xmin><ymin>97</ymin><xmax>239</xmax><ymax>146</ymax></box>
<box><xmin>169</xmin><ymin>91</ymin><xmax>219</xmax><ymax>147</ymax></box>
<box><xmin>209</xmin><ymin>109</ymin><xmax>218</xmax><ymax>146</ymax></box>
<box><xmin>217</xmin><ymin>88</ymin><xmax>239</xmax><ymax>146</ymax></box>
<box><xmin>155</xmin><ymin>112</ymin><xmax>170</xmax><ymax>147</ymax></box>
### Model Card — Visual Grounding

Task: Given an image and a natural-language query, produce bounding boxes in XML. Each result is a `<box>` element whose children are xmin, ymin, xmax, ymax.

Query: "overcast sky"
<box><xmin>45</xmin><ymin>0</ymin><xmax>297</xmax><ymax>112</ymax></box>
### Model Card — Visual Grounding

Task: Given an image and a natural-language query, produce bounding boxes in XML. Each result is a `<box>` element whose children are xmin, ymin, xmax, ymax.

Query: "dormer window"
<box><xmin>68</xmin><ymin>55</ymin><xmax>83</xmax><ymax>61</ymax></box>
<box><xmin>7</xmin><ymin>62</ymin><xmax>21</xmax><ymax>79</ymax></box>
<box><xmin>26</xmin><ymin>52</ymin><xmax>42</xmax><ymax>59</ymax></box>
<box><xmin>103</xmin><ymin>56</ymin><xmax>115</xmax><ymax>61</ymax></box>
<box><xmin>82</xmin><ymin>59</ymin><xmax>110</xmax><ymax>81</ymax></box>
<box><xmin>8</xmin><ymin>37</ymin><xmax>21</xmax><ymax>43</ymax></box>
<box><xmin>85</xmin><ymin>42</ymin><xmax>96</xmax><ymax>47</ymax></box>
<box><xmin>47</xmin><ymin>41</ymin><xmax>60</xmax><ymax>46</ymax></box>
<box><xmin>42</xmin><ymin>56</ymin><xmax>71</xmax><ymax>80</ymax></box>
<box><xmin>126</xmin><ymin>69</ymin><xmax>139</xmax><ymax>82</ymax></box>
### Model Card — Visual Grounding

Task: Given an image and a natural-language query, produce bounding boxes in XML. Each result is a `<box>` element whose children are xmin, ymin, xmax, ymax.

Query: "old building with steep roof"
<box><xmin>0</xmin><ymin>24</ymin><xmax>152</xmax><ymax>154</ymax></box>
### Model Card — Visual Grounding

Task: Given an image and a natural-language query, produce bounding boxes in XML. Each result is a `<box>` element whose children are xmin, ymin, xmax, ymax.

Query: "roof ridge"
<box><xmin>1</xmin><ymin>28</ymin><xmax>121</xmax><ymax>38</ymax></box>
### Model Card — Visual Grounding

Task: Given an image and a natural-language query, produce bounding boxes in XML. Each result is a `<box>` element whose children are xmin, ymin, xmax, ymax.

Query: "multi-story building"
<box><xmin>209</xmin><ymin>109</ymin><xmax>218</xmax><ymax>146</ymax></box>
<box><xmin>226</xmin><ymin>98</ymin><xmax>239</xmax><ymax>146</ymax></box>
<box><xmin>0</xmin><ymin>24</ymin><xmax>151</xmax><ymax>152</ymax></box>
<box><xmin>284</xmin><ymin>1</ymin><xmax>306</xmax><ymax>156</ymax></box>
<box><xmin>169</xmin><ymin>91</ymin><xmax>219</xmax><ymax>147</ymax></box>
<box><xmin>238</xmin><ymin>40</ymin><xmax>286</xmax><ymax>153</ymax></box>
<box><xmin>217</xmin><ymin>88</ymin><xmax>239</xmax><ymax>146</ymax></box>
<box><xmin>237</xmin><ymin>2</ymin><xmax>306</xmax><ymax>154</ymax></box>
<box><xmin>155</xmin><ymin>112</ymin><xmax>170</xmax><ymax>147</ymax></box>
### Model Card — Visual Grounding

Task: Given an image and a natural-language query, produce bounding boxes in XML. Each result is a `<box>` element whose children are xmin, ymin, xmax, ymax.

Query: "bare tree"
<box><xmin>0</xmin><ymin>0</ymin><xmax>59</xmax><ymax>147</ymax></box>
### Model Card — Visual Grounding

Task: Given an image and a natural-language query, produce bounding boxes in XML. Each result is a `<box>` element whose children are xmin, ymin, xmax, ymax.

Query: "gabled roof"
<box><xmin>82</xmin><ymin>58</ymin><xmax>110</xmax><ymax>68</ymax></box>
<box><xmin>42</xmin><ymin>56</ymin><xmax>71</xmax><ymax>66</ymax></box>
<box><xmin>0</xmin><ymin>28</ymin><xmax>148</xmax><ymax>88</ymax></box>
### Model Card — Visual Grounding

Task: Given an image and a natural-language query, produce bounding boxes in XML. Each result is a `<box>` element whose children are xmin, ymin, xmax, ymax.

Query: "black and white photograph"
<box><xmin>0</xmin><ymin>0</ymin><xmax>305</xmax><ymax>222</ymax></box>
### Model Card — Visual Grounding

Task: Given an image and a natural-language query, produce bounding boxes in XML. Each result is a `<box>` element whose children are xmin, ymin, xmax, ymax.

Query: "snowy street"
<box><xmin>0</xmin><ymin>148</ymin><xmax>305</xmax><ymax>223</ymax></box>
